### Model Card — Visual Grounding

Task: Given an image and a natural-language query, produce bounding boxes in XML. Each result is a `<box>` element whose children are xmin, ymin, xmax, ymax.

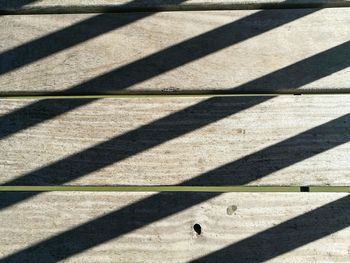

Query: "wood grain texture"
<box><xmin>0</xmin><ymin>9</ymin><xmax>349</xmax><ymax>95</ymax></box>
<box><xmin>1</xmin><ymin>96</ymin><xmax>350</xmax><ymax>186</ymax></box>
<box><xmin>2</xmin><ymin>0</ymin><xmax>350</xmax><ymax>13</ymax></box>
<box><xmin>0</xmin><ymin>192</ymin><xmax>349</xmax><ymax>262</ymax></box>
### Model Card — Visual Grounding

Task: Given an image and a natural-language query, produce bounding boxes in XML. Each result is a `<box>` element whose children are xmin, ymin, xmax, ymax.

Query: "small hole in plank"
<box><xmin>193</xmin><ymin>224</ymin><xmax>201</xmax><ymax>235</ymax></box>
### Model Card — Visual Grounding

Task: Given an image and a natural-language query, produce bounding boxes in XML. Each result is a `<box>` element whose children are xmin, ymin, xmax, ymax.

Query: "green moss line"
<box><xmin>2</xmin><ymin>93</ymin><xmax>350</xmax><ymax>100</ymax></box>
<box><xmin>0</xmin><ymin>186</ymin><xmax>348</xmax><ymax>192</ymax></box>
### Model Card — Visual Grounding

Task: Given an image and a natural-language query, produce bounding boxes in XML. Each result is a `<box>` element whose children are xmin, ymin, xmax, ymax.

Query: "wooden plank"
<box><xmin>0</xmin><ymin>192</ymin><xmax>349</xmax><ymax>262</ymax></box>
<box><xmin>0</xmin><ymin>9</ymin><xmax>349</xmax><ymax>95</ymax></box>
<box><xmin>1</xmin><ymin>95</ymin><xmax>350</xmax><ymax>186</ymax></box>
<box><xmin>2</xmin><ymin>0</ymin><xmax>350</xmax><ymax>13</ymax></box>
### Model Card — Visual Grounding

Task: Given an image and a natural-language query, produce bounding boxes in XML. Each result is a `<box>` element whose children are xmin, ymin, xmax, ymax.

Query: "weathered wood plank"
<box><xmin>0</xmin><ymin>192</ymin><xmax>349</xmax><ymax>262</ymax></box>
<box><xmin>1</xmin><ymin>96</ymin><xmax>350</xmax><ymax>186</ymax></box>
<box><xmin>1</xmin><ymin>0</ymin><xmax>350</xmax><ymax>13</ymax></box>
<box><xmin>0</xmin><ymin>9</ymin><xmax>349</xmax><ymax>95</ymax></box>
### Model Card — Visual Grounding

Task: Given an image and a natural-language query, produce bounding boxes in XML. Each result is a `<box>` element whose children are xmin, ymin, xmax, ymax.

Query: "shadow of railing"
<box><xmin>0</xmin><ymin>7</ymin><xmax>320</xmax><ymax>141</ymax></box>
<box><xmin>192</xmin><ymin>194</ymin><xmax>350</xmax><ymax>262</ymax></box>
<box><xmin>1</xmin><ymin>1</ymin><xmax>350</xmax><ymax>262</ymax></box>
<box><xmin>1</xmin><ymin>40</ymin><xmax>349</xmax><ymax>190</ymax></box>
<box><xmin>2</xmin><ymin>192</ymin><xmax>349</xmax><ymax>262</ymax></box>
<box><xmin>1</xmin><ymin>57</ymin><xmax>350</xmax><ymax>261</ymax></box>
<box><xmin>3</xmin><ymin>0</ymin><xmax>350</xmax><ymax>14</ymax></box>
<box><xmin>0</xmin><ymin>11</ymin><xmax>153</xmax><ymax>76</ymax></box>
<box><xmin>1</xmin><ymin>0</ymin><xmax>216</xmax><ymax>77</ymax></box>
<box><xmin>0</xmin><ymin>0</ymin><xmax>39</xmax><ymax>9</ymax></box>
<box><xmin>2</xmin><ymin>113</ymin><xmax>350</xmax><ymax>262</ymax></box>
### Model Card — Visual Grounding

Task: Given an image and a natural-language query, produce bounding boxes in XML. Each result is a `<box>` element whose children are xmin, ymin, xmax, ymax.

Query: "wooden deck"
<box><xmin>0</xmin><ymin>0</ymin><xmax>350</xmax><ymax>262</ymax></box>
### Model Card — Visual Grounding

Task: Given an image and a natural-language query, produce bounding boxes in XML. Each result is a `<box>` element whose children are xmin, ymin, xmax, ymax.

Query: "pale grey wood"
<box><xmin>0</xmin><ymin>9</ymin><xmax>349</xmax><ymax>95</ymax></box>
<box><xmin>1</xmin><ymin>96</ymin><xmax>350</xmax><ymax>186</ymax></box>
<box><xmin>0</xmin><ymin>192</ymin><xmax>349</xmax><ymax>262</ymax></box>
<box><xmin>1</xmin><ymin>0</ymin><xmax>350</xmax><ymax>13</ymax></box>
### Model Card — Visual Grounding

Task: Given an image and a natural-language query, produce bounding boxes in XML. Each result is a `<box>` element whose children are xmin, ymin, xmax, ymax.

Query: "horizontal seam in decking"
<box><xmin>2</xmin><ymin>92</ymin><xmax>350</xmax><ymax>100</ymax></box>
<box><xmin>2</xmin><ymin>3</ymin><xmax>350</xmax><ymax>15</ymax></box>
<box><xmin>0</xmin><ymin>186</ymin><xmax>349</xmax><ymax>193</ymax></box>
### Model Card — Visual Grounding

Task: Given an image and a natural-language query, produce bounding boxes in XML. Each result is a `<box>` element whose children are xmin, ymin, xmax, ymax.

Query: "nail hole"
<box><xmin>227</xmin><ymin>205</ymin><xmax>238</xmax><ymax>215</ymax></box>
<box><xmin>193</xmin><ymin>224</ymin><xmax>201</xmax><ymax>235</ymax></box>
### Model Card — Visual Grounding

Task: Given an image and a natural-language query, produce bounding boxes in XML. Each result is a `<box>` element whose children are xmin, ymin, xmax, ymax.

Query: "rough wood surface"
<box><xmin>1</xmin><ymin>96</ymin><xmax>350</xmax><ymax>186</ymax></box>
<box><xmin>0</xmin><ymin>9</ymin><xmax>349</xmax><ymax>95</ymax></box>
<box><xmin>2</xmin><ymin>0</ymin><xmax>350</xmax><ymax>13</ymax></box>
<box><xmin>1</xmin><ymin>2</ymin><xmax>350</xmax><ymax>262</ymax></box>
<box><xmin>0</xmin><ymin>192</ymin><xmax>349</xmax><ymax>262</ymax></box>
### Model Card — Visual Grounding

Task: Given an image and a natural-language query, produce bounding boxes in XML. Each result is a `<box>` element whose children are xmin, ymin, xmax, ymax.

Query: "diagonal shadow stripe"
<box><xmin>0</xmin><ymin>0</ymin><xmax>39</xmax><ymax>9</ymax></box>
<box><xmin>191</xmin><ymin>194</ymin><xmax>350</xmax><ymax>262</ymax></box>
<box><xmin>3</xmin><ymin>0</ymin><xmax>350</xmax><ymax>14</ymax></box>
<box><xmin>1</xmin><ymin>113</ymin><xmax>350</xmax><ymax>261</ymax></box>
<box><xmin>1</xmin><ymin>40</ymin><xmax>349</xmax><ymax>209</ymax></box>
<box><xmin>181</xmin><ymin>113</ymin><xmax>350</xmax><ymax>186</ymax></box>
<box><xmin>0</xmin><ymin>5</ymin><xmax>349</xmax><ymax>262</ymax></box>
<box><xmin>2</xmin><ymin>195</ymin><xmax>350</xmax><ymax>262</ymax></box>
<box><xmin>2</xmin><ymin>40</ymin><xmax>350</xmax><ymax>261</ymax></box>
<box><xmin>0</xmin><ymin>0</ymin><xmax>187</xmax><ymax>76</ymax></box>
<box><xmin>6</xmin><ymin>0</ymin><xmax>313</xmax><ymax>78</ymax></box>
<box><xmin>0</xmin><ymin>7</ymin><xmax>319</xmax><ymax>141</ymax></box>
<box><xmin>1</xmin><ymin>44</ymin><xmax>349</xmax><ymax>261</ymax></box>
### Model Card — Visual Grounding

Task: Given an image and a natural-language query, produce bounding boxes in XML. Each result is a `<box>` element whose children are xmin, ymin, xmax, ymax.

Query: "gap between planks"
<box><xmin>2</xmin><ymin>0</ymin><xmax>350</xmax><ymax>14</ymax></box>
<box><xmin>0</xmin><ymin>186</ymin><xmax>349</xmax><ymax>192</ymax></box>
<box><xmin>3</xmin><ymin>93</ymin><xmax>350</xmax><ymax>100</ymax></box>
